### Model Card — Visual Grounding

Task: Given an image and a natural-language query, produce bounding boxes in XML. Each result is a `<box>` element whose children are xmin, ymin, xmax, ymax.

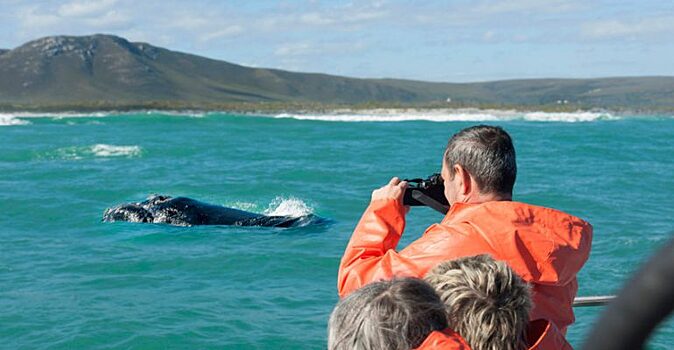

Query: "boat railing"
<box><xmin>573</xmin><ymin>295</ymin><xmax>616</xmax><ymax>307</ymax></box>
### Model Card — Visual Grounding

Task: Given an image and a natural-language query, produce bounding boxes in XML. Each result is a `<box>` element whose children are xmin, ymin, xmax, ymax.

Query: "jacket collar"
<box><xmin>415</xmin><ymin>328</ymin><xmax>471</xmax><ymax>349</ymax></box>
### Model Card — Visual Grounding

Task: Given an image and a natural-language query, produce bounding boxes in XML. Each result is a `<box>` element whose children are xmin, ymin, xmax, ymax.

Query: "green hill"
<box><xmin>1</xmin><ymin>34</ymin><xmax>673</xmax><ymax>111</ymax></box>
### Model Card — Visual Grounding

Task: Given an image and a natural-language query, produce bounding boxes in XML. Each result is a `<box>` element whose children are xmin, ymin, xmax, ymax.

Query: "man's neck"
<box><xmin>464</xmin><ymin>192</ymin><xmax>512</xmax><ymax>204</ymax></box>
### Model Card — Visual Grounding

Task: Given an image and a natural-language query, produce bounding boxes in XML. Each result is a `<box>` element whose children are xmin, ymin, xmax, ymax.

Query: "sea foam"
<box><xmin>0</xmin><ymin>110</ymin><xmax>209</xmax><ymax>119</ymax></box>
<box><xmin>90</xmin><ymin>144</ymin><xmax>142</xmax><ymax>157</ymax></box>
<box><xmin>4</xmin><ymin>109</ymin><xmax>666</xmax><ymax>124</ymax></box>
<box><xmin>0</xmin><ymin>115</ymin><xmax>31</xmax><ymax>126</ymax></box>
<box><xmin>45</xmin><ymin>144</ymin><xmax>142</xmax><ymax>160</ymax></box>
<box><xmin>0</xmin><ymin>111</ymin><xmax>110</xmax><ymax>119</ymax></box>
<box><xmin>521</xmin><ymin>111</ymin><xmax>619</xmax><ymax>122</ymax></box>
<box><xmin>264</xmin><ymin>197</ymin><xmax>314</xmax><ymax>217</ymax></box>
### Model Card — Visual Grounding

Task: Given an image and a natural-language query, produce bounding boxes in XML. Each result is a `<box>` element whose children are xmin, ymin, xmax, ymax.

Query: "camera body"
<box><xmin>402</xmin><ymin>173</ymin><xmax>449</xmax><ymax>211</ymax></box>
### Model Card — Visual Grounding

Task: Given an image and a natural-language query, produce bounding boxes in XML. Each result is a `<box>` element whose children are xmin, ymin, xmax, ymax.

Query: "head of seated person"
<box><xmin>328</xmin><ymin>277</ymin><xmax>448</xmax><ymax>350</ymax></box>
<box><xmin>424</xmin><ymin>254</ymin><xmax>531</xmax><ymax>350</ymax></box>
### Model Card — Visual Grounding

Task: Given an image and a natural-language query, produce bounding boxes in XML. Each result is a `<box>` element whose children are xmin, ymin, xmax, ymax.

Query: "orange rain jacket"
<box><xmin>414</xmin><ymin>320</ymin><xmax>571</xmax><ymax>350</ymax></box>
<box><xmin>526</xmin><ymin>319</ymin><xmax>573</xmax><ymax>350</ymax></box>
<box><xmin>338</xmin><ymin>199</ymin><xmax>592</xmax><ymax>335</ymax></box>
<box><xmin>415</xmin><ymin>328</ymin><xmax>471</xmax><ymax>350</ymax></box>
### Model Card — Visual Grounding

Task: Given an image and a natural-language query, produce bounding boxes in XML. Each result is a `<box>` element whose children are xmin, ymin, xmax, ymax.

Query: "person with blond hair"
<box><xmin>425</xmin><ymin>255</ymin><xmax>571</xmax><ymax>350</ymax></box>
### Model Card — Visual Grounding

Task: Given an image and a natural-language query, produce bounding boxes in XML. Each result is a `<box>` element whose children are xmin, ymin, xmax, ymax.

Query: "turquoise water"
<box><xmin>1</xmin><ymin>111</ymin><xmax>673</xmax><ymax>349</ymax></box>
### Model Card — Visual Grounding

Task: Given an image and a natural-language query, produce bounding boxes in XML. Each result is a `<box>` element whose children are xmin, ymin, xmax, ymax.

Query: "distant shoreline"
<box><xmin>1</xmin><ymin>102</ymin><xmax>672</xmax><ymax>115</ymax></box>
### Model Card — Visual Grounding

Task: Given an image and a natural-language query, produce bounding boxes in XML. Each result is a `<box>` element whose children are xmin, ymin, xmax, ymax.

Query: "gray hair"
<box><xmin>424</xmin><ymin>255</ymin><xmax>531</xmax><ymax>350</ymax></box>
<box><xmin>444</xmin><ymin>125</ymin><xmax>517</xmax><ymax>195</ymax></box>
<box><xmin>328</xmin><ymin>278</ymin><xmax>448</xmax><ymax>350</ymax></box>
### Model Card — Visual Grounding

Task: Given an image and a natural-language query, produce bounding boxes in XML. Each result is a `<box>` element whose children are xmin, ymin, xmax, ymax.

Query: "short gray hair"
<box><xmin>424</xmin><ymin>255</ymin><xmax>531</xmax><ymax>350</ymax></box>
<box><xmin>444</xmin><ymin>125</ymin><xmax>517</xmax><ymax>195</ymax></box>
<box><xmin>328</xmin><ymin>278</ymin><xmax>448</xmax><ymax>350</ymax></box>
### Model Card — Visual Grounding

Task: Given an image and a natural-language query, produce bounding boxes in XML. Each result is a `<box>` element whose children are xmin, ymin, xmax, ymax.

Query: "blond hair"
<box><xmin>424</xmin><ymin>255</ymin><xmax>531</xmax><ymax>350</ymax></box>
<box><xmin>328</xmin><ymin>278</ymin><xmax>448</xmax><ymax>350</ymax></box>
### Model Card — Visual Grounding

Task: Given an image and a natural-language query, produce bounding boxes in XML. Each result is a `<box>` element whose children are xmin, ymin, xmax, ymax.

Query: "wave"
<box><xmin>3</xmin><ymin>109</ymin><xmax>671</xmax><ymax>123</ymax></box>
<box><xmin>0</xmin><ymin>110</ymin><xmax>210</xmax><ymax>119</ymax></box>
<box><xmin>90</xmin><ymin>144</ymin><xmax>142</xmax><ymax>157</ymax></box>
<box><xmin>142</xmin><ymin>110</ymin><xmax>209</xmax><ymax>118</ymax></box>
<box><xmin>0</xmin><ymin>111</ymin><xmax>112</xmax><ymax>119</ymax></box>
<box><xmin>271</xmin><ymin>109</ymin><xmax>621</xmax><ymax>123</ymax></box>
<box><xmin>45</xmin><ymin>144</ymin><xmax>142</xmax><ymax>160</ymax></box>
<box><xmin>0</xmin><ymin>115</ymin><xmax>31</xmax><ymax>126</ymax></box>
<box><xmin>221</xmin><ymin>197</ymin><xmax>315</xmax><ymax>217</ymax></box>
<box><xmin>520</xmin><ymin>111</ymin><xmax>619</xmax><ymax>122</ymax></box>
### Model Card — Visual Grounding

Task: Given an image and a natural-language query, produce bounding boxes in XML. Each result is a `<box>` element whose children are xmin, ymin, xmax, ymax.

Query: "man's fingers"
<box><xmin>370</xmin><ymin>178</ymin><xmax>408</xmax><ymax>203</ymax></box>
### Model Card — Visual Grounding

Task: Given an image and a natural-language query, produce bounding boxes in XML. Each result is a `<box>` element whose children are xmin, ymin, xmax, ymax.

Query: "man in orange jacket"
<box><xmin>338</xmin><ymin>125</ymin><xmax>592</xmax><ymax>340</ymax></box>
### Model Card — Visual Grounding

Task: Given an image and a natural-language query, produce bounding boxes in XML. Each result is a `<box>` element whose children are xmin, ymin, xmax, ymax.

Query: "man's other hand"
<box><xmin>371</xmin><ymin>177</ymin><xmax>409</xmax><ymax>212</ymax></box>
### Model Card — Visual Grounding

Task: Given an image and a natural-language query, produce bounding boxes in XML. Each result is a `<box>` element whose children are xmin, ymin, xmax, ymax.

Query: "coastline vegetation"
<box><xmin>2</xmin><ymin>100</ymin><xmax>672</xmax><ymax>114</ymax></box>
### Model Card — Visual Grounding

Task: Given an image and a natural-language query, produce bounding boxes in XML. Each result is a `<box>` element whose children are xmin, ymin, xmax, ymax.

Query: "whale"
<box><xmin>103</xmin><ymin>195</ymin><xmax>324</xmax><ymax>228</ymax></box>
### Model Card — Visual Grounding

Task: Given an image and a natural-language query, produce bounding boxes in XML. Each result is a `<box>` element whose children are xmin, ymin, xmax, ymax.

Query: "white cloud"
<box><xmin>582</xmin><ymin>16</ymin><xmax>674</xmax><ymax>40</ymax></box>
<box><xmin>15</xmin><ymin>1</ymin><xmax>130</xmax><ymax>35</ymax></box>
<box><xmin>58</xmin><ymin>0</ymin><xmax>118</xmax><ymax>17</ymax></box>
<box><xmin>169</xmin><ymin>17</ymin><xmax>211</xmax><ymax>31</ymax></box>
<box><xmin>17</xmin><ymin>5</ymin><xmax>61</xmax><ymax>29</ymax></box>
<box><xmin>293</xmin><ymin>4</ymin><xmax>388</xmax><ymax>27</ymax></box>
<box><xmin>471</xmin><ymin>0</ymin><xmax>582</xmax><ymax>15</ymax></box>
<box><xmin>299</xmin><ymin>13</ymin><xmax>336</xmax><ymax>25</ymax></box>
<box><xmin>275</xmin><ymin>43</ymin><xmax>313</xmax><ymax>57</ymax></box>
<box><xmin>274</xmin><ymin>41</ymin><xmax>366</xmax><ymax>57</ymax></box>
<box><xmin>410</xmin><ymin>0</ymin><xmax>585</xmax><ymax>28</ymax></box>
<box><xmin>199</xmin><ymin>26</ymin><xmax>244</xmax><ymax>42</ymax></box>
<box><xmin>344</xmin><ymin>10</ymin><xmax>387</xmax><ymax>23</ymax></box>
<box><xmin>82</xmin><ymin>9</ymin><xmax>130</xmax><ymax>29</ymax></box>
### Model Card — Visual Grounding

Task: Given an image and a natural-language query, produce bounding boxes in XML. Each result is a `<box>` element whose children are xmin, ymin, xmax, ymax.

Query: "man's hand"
<box><xmin>371</xmin><ymin>177</ymin><xmax>409</xmax><ymax>212</ymax></box>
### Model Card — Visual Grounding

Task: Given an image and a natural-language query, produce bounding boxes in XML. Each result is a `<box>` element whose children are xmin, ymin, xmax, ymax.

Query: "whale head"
<box><xmin>102</xmin><ymin>203</ymin><xmax>154</xmax><ymax>223</ymax></box>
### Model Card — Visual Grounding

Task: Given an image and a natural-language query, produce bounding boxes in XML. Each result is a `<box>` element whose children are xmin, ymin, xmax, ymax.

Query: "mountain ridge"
<box><xmin>1</xmin><ymin>34</ymin><xmax>673</xmax><ymax>111</ymax></box>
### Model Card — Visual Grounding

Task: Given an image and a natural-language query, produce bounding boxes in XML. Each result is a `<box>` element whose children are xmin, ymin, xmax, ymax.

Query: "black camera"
<box><xmin>402</xmin><ymin>173</ymin><xmax>449</xmax><ymax>214</ymax></box>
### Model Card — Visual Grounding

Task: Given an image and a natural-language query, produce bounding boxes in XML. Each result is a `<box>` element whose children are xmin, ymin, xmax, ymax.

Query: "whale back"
<box><xmin>155</xmin><ymin>196</ymin><xmax>263</xmax><ymax>225</ymax></box>
<box><xmin>103</xmin><ymin>195</ymin><xmax>326</xmax><ymax>228</ymax></box>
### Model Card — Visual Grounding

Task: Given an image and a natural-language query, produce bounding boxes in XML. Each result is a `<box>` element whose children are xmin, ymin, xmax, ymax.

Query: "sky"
<box><xmin>1</xmin><ymin>0</ymin><xmax>673</xmax><ymax>82</ymax></box>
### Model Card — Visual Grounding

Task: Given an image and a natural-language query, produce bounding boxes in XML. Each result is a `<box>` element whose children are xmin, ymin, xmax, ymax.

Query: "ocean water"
<box><xmin>1</xmin><ymin>110</ymin><xmax>673</xmax><ymax>349</ymax></box>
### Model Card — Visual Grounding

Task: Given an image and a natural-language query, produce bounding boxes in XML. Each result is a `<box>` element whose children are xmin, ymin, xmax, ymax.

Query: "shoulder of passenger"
<box><xmin>415</xmin><ymin>328</ymin><xmax>471</xmax><ymax>350</ymax></box>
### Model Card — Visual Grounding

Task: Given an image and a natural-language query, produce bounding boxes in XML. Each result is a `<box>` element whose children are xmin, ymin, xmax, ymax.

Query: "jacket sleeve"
<box><xmin>337</xmin><ymin>199</ymin><xmax>423</xmax><ymax>298</ymax></box>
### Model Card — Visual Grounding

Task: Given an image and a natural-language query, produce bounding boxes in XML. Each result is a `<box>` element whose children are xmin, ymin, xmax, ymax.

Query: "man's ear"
<box><xmin>454</xmin><ymin>164</ymin><xmax>472</xmax><ymax>195</ymax></box>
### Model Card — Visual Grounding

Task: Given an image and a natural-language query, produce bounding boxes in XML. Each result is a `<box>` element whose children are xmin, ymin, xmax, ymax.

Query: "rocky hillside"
<box><xmin>0</xmin><ymin>34</ymin><xmax>672</xmax><ymax>109</ymax></box>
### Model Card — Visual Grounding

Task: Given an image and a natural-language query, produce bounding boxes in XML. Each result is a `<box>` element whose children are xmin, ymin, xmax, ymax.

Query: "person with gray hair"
<box><xmin>424</xmin><ymin>255</ymin><xmax>531</xmax><ymax>350</ymax></box>
<box><xmin>328</xmin><ymin>278</ymin><xmax>470</xmax><ymax>350</ymax></box>
<box><xmin>337</xmin><ymin>125</ymin><xmax>592</xmax><ymax>335</ymax></box>
<box><xmin>338</xmin><ymin>125</ymin><xmax>593</xmax><ymax>349</ymax></box>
